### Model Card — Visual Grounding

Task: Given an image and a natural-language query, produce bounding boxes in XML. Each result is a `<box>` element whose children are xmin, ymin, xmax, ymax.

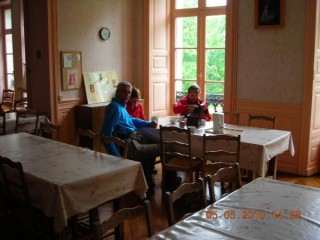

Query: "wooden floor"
<box><xmin>101</xmin><ymin>165</ymin><xmax>320</xmax><ymax>240</ymax></box>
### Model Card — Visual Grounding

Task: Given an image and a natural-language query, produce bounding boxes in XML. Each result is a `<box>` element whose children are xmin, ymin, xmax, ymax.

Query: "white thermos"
<box><xmin>213</xmin><ymin>113</ymin><xmax>224</xmax><ymax>133</ymax></box>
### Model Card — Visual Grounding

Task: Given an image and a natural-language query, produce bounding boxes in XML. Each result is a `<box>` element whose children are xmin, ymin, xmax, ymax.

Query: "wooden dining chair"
<box><xmin>37</xmin><ymin>122</ymin><xmax>59</xmax><ymax>139</ymax></box>
<box><xmin>202</xmin><ymin>134</ymin><xmax>241</xmax><ymax>178</ymax></box>
<box><xmin>160</xmin><ymin>126</ymin><xmax>202</xmax><ymax>193</ymax></box>
<box><xmin>92</xmin><ymin>200</ymin><xmax>154</xmax><ymax>240</ymax></box>
<box><xmin>1</xmin><ymin>89</ymin><xmax>15</xmax><ymax>111</ymax></box>
<box><xmin>100</xmin><ymin>134</ymin><xmax>129</xmax><ymax>159</ymax></box>
<box><xmin>205</xmin><ymin>162</ymin><xmax>241</xmax><ymax>204</ymax></box>
<box><xmin>248</xmin><ymin>114</ymin><xmax>277</xmax><ymax>180</ymax></box>
<box><xmin>15</xmin><ymin>108</ymin><xmax>40</xmax><ymax>135</ymax></box>
<box><xmin>14</xmin><ymin>90</ymin><xmax>28</xmax><ymax>110</ymax></box>
<box><xmin>248</xmin><ymin>114</ymin><xmax>276</xmax><ymax>129</ymax></box>
<box><xmin>75</xmin><ymin>128</ymin><xmax>98</xmax><ymax>150</ymax></box>
<box><xmin>166</xmin><ymin>178</ymin><xmax>207</xmax><ymax>226</ymax></box>
<box><xmin>0</xmin><ymin>156</ymin><xmax>50</xmax><ymax>239</ymax></box>
<box><xmin>223</xmin><ymin>111</ymin><xmax>240</xmax><ymax>125</ymax></box>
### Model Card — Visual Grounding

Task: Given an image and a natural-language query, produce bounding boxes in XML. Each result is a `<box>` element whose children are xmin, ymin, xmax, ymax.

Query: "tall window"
<box><xmin>172</xmin><ymin>0</ymin><xmax>226</xmax><ymax>112</ymax></box>
<box><xmin>2</xmin><ymin>6</ymin><xmax>14</xmax><ymax>90</ymax></box>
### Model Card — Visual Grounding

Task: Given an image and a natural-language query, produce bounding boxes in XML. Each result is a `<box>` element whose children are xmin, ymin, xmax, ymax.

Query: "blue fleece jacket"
<box><xmin>100</xmin><ymin>97</ymin><xmax>151</xmax><ymax>156</ymax></box>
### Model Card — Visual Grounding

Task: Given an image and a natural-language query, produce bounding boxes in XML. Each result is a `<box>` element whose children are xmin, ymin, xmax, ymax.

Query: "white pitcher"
<box><xmin>213</xmin><ymin>113</ymin><xmax>224</xmax><ymax>133</ymax></box>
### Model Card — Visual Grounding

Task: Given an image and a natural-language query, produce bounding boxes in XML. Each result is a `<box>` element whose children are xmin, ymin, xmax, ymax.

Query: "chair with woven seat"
<box><xmin>201</xmin><ymin>134</ymin><xmax>241</xmax><ymax>178</ymax></box>
<box><xmin>1</xmin><ymin>89</ymin><xmax>15</xmax><ymax>111</ymax></box>
<box><xmin>100</xmin><ymin>135</ymin><xmax>129</xmax><ymax>158</ymax></box>
<box><xmin>92</xmin><ymin>200</ymin><xmax>154</xmax><ymax>240</ymax></box>
<box><xmin>248</xmin><ymin>114</ymin><xmax>277</xmax><ymax>179</ymax></box>
<box><xmin>15</xmin><ymin>108</ymin><xmax>39</xmax><ymax>135</ymax></box>
<box><xmin>37</xmin><ymin>122</ymin><xmax>59</xmax><ymax>139</ymax></box>
<box><xmin>160</xmin><ymin>126</ymin><xmax>202</xmax><ymax>193</ymax></box>
<box><xmin>166</xmin><ymin>178</ymin><xmax>207</xmax><ymax>226</ymax></box>
<box><xmin>0</xmin><ymin>156</ymin><xmax>51</xmax><ymax>239</ymax></box>
<box><xmin>205</xmin><ymin>162</ymin><xmax>241</xmax><ymax>204</ymax></box>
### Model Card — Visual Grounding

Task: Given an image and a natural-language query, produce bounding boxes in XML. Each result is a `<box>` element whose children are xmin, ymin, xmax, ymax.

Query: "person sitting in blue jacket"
<box><xmin>100</xmin><ymin>81</ymin><xmax>159</xmax><ymax>193</ymax></box>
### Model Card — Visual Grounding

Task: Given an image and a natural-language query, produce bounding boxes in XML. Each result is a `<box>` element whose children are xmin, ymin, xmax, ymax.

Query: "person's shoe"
<box><xmin>152</xmin><ymin>166</ymin><xmax>158</xmax><ymax>174</ymax></box>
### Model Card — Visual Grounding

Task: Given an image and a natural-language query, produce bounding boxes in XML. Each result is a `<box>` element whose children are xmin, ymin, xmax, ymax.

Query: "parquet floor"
<box><xmin>102</xmin><ymin>165</ymin><xmax>320</xmax><ymax>240</ymax></box>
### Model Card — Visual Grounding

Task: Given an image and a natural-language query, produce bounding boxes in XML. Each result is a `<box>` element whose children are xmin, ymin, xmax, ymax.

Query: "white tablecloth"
<box><xmin>151</xmin><ymin>178</ymin><xmax>320</xmax><ymax>240</ymax></box>
<box><xmin>0</xmin><ymin>133</ymin><xmax>148</xmax><ymax>233</ymax></box>
<box><xmin>151</xmin><ymin>118</ymin><xmax>295</xmax><ymax>177</ymax></box>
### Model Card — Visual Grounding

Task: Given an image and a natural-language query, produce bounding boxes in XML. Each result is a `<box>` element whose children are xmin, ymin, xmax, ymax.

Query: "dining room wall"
<box><xmin>57</xmin><ymin>0</ymin><xmax>144</xmax><ymax>101</ymax></box>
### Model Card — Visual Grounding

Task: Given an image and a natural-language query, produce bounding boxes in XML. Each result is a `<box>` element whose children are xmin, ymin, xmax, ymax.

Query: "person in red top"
<box><xmin>173</xmin><ymin>84</ymin><xmax>212</xmax><ymax>121</ymax></box>
<box><xmin>126</xmin><ymin>86</ymin><xmax>145</xmax><ymax>120</ymax></box>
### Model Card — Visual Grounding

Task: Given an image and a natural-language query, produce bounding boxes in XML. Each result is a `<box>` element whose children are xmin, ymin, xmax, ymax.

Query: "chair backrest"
<box><xmin>206</xmin><ymin>162</ymin><xmax>241</xmax><ymax>204</ymax></box>
<box><xmin>100</xmin><ymin>134</ymin><xmax>129</xmax><ymax>158</ymax></box>
<box><xmin>0</xmin><ymin>156</ymin><xmax>31</xmax><ymax>209</ymax></box>
<box><xmin>93</xmin><ymin>200</ymin><xmax>154</xmax><ymax>240</ymax></box>
<box><xmin>15</xmin><ymin>108</ymin><xmax>40</xmax><ymax>135</ymax></box>
<box><xmin>75</xmin><ymin>128</ymin><xmax>97</xmax><ymax>150</ymax></box>
<box><xmin>248</xmin><ymin>114</ymin><xmax>276</xmax><ymax>129</ymax></box>
<box><xmin>202</xmin><ymin>134</ymin><xmax>241</xmax><ymax>177</ymax></box>
<box><xmin>159</xmin><ymin>126</ymin><xmax>192</xmax><ymax>168</ymax></box>
<box><xmin>1</xmin><ymin>89</ymin><xmax>15</xmax><ymax>110</ymax></box>
<box><xmin>223</xmin><ymin>112</ymin><xmax>240</xmax><ymax>125</ymax></box>
<box><xmin>37</xmin><ymin>122</ymin><xmax>59</xmax><ymax>139</ymax></box>
<box><xmin>14</xmin><ymin>90</ymin><xmax>28</xmax><ymax>110</ymax></box>
<box><xmin>166</xmin><ymin>178</ymin><xmax>207</xmax><ymax>226</ymax></box>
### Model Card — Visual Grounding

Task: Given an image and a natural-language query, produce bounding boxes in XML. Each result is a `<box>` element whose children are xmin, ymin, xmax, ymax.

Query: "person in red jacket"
<box><xmin>173</xmin><ymin>84</ymin><xmax>211</xmax><ymax>121</ymax></box>
<box><xmin>126</xmin><ymin>86</ymin><xmax>145</xmax><ymax>120</ymax></box>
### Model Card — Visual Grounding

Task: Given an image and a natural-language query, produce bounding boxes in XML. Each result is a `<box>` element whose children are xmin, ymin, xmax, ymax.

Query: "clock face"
<box><xmin>99</xmin><ymin>27</ymin><xmax>110</xmax><ymax>40</ymax></box>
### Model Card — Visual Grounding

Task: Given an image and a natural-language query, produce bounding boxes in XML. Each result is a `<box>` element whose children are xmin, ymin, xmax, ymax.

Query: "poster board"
<box><xmin>83</xmin><ymin>71</ymin><xmax>118</xmax><ymax>104</ymax></box>
<box><xmin>60</xmin><ymin>51</ymin><xmax>82</xmax><ymax>90</ymax></box>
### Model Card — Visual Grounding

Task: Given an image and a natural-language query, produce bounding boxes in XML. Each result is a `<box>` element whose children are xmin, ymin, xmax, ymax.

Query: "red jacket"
<box><xmin>126</xmin><ymin>102</ymin><xmax>145</xmax><ymax>120</ymax></box>
<box><xmin>173</xmin><ymin>96</ymin><xmax>211</xmax><ymax>121</ymax></box>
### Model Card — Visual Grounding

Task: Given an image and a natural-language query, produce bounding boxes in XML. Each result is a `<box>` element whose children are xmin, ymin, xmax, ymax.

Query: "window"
<box><xmin>172</xmin><ymin>0</ymin><xmax>226</xmax><ymax>113</ymax></box>
<box><xmin>2</xmin><ymin>6</ymin><xmax>14</xmax><ymax>90</ymax></box>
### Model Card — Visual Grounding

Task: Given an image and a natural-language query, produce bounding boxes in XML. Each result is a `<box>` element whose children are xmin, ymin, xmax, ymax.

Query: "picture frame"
<box><xmin>255</xmin><ymin>0</ymin><xmax>284</xmax><ymax>29</ymax></box>
<box><xmin>60</xmin><ymin>51</ymin><xmax>82</xmax><ymax>90</ymax></box>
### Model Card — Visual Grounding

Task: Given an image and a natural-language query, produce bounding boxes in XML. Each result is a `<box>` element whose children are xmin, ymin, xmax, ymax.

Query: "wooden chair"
<box><xmin>223</xmin><ymin>111</ymin><xmax>240</xmax><ymax>125</ymax></box>
<box><xmin>0</xmin><ymin>156</ymin><xmax>50</xmax><ymax>239</ymax></box>
<box><xmin>37</xmin><ymin>122</ymin><xmax>59</xmax><ymax>139</ymax></box>
<box><xmin>100</xmin><ymin>134</ymin><xmax>129</xmax><ymax>158</ymax></box>
<box><xmin>160</xmin><ymin>126</ymin><xmax>202</xmax><ymax>193</ymax></box>
<box><xmin>14</xmin><ymin>90</ymin><xmax>28</xmax><ymax>110</ymax></box>
<box><xmin>248</xmin><ymin>114</ymin><xmax>276</xmax><ymax>129</ymax></box>
<box><xmin>15</xmin><ymin>108</ymin><xmax>39</xmax><ymax>135</ymax></box>
<box><xmin>166</xmin><ymin>178</ymin><xmax>207</xmax><ymax>226</ymax></box>
<box><xmin>205</xmin><ymin>162</ymin><xmax>241</xmax><ymax>204</ymax></box>
<box><xmin>75</xmin><ymin>128</ymin><xmax>98</xmax><ymax>150</ymax></box>
<box><xmin>202</xmin><ymin>134</ymin><xmax>241</xmax><ymax>178</ymax></box>
<box><xmin>1</xmin><ymin>89</ymin><xmax>15</xmax><ymax>111</ymax></box>
<box><xmin>92</xmin><ymin>200</ymin><xmax>154</xmax><ymax>240</ymax></box>
<box><xmin>0</xmin><ymin>109</ymin><xmax>7</xmax><ymax>135</ymax></box>
<box><xmin>248</xmin><ymin>114</ymin><xmax>277</xmax><ymax>179</ymax></box>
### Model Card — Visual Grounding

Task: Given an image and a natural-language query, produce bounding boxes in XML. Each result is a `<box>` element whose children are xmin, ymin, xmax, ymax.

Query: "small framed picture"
<box><xmin>255</xmin><ymin>0</ymin><xmax>284</xmax><ymax>29</ymax></box>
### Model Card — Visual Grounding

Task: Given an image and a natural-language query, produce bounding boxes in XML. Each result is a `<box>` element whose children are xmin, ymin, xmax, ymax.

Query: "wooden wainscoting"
<box><xmin>236</xmin><ymin>99</ymin><xmax>303</xmax><ymax>175</ymax></box>
<box><xmin>57</xmin><ymin>99</ymin><xmax>84</xmax><ymax>145</ymax></box>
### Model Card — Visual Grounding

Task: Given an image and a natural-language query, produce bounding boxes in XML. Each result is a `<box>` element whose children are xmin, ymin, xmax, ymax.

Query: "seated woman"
<box><xmin>126</xmin><ymin>86</ymin><xmax>145</xmax><ymax>120</ymax></box>
<box><xmin>173</xmin><ymin>84</ymin><xmax>211</xmax><ymax>121</ymax></box>
<box><xmin>126</xmin><ymin>86</ymin><xmax>158</xmax><ymax>174</ymax></box>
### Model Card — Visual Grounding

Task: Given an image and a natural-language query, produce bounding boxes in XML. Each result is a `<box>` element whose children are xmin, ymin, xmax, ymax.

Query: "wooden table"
<box><xmin>151</xmin><ymin>178</ymin><xmax>320</xmax><ymax>239</ymax></box>
<box><xmin>0</xmin><ymin>133</ymin><xmax>148</xmax><ymax>233</ymax></box>
<box><xmin>140</xmin><ymin>117</ymin><xmax>295</xmax><ymax>177</ymax></box>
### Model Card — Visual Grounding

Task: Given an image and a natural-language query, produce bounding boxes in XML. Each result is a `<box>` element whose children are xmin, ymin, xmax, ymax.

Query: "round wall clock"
<box><xmin>99</xmin><ymin>27</ymin><xmax>110</xmax><ymax>40</ymax></box>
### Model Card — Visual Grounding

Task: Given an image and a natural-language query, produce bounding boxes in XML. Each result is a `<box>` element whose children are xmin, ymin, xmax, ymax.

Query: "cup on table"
<box><xmin>151</xmin><ymin>116</ymin><xmax>158</xmax><ymax>123</ymax></box>
<box><xmin>170</xmin><ymin>117</ymin><xmax>178</xmax><ymax>125</ymax></box>
<box><xmin>188</xmin><ymin>126</ymin><xmax>196</xmax><ymax>134</ymax></box>
<box><xmin>200</xmin><ymin>119</ymin><xmax>206</xmax><ymax>126</ymax></box>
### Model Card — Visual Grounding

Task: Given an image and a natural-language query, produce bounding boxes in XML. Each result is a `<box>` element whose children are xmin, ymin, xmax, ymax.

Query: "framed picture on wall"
<box><xmin>255</xmin><ymin>0</ymin><xmax>284</xmax><ymax>29</ymax></box>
